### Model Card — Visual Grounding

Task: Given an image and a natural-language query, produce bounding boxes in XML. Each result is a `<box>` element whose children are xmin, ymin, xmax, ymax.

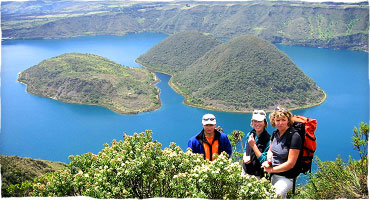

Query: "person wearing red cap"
<box><xmin>187</xmin><ymin>113</ymin><xmax>232</xmax><ymax>161</ymax></box>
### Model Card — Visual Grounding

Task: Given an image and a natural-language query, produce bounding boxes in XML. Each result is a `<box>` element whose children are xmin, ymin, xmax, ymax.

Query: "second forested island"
<box><xmin>137</xmin><ymin>31</ymin><xmax>326</xmax><ymax>112</ymax></box>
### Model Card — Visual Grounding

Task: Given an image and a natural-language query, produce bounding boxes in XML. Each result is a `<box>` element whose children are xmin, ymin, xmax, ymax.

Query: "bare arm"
<box><xmin>263</xmin><ymin>149</ymin><xmax>300</xmax><ymax>173</ymax></box>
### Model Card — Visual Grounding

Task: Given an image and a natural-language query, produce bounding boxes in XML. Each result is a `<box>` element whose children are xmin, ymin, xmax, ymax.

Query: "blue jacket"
<box><xmin>187</xmin><ymin>129</ymin><xmax>232</xmax><ymax>159</ymax></box>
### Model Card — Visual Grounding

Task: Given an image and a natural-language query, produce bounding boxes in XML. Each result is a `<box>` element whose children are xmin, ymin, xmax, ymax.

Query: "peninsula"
<box><xmin>18</xmin><ymin>53</ymin><xmax>160</xmax><ymax>114</ymax></box>
<box><xmin>137</xmin><ymin>31</ymin><xmax>326</xmax><ymax>113</ymax></box>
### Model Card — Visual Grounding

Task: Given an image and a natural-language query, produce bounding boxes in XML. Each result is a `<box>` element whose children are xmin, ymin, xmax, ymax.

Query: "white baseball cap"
<box><xmin>202</xmin><ymin>113</ymin><xmax>216</xmax><ymax>125</ymax></box>
<box><xmin>251</xmin><ymin>110</ymin><xmax>266</xmax><ymax>121</ymax></box>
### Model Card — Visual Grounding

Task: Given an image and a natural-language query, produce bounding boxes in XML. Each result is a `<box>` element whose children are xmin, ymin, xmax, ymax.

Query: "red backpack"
<box><xmin>291</xmin><ymin>115</ymin><xmax>317</xmax><ymax>174</ymax></box>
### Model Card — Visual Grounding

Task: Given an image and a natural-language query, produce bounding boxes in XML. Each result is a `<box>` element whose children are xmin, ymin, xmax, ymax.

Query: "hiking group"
<box><xmin>187</xmin><ymin>106</ymin><xmax>317</xmax><ymax>198</ymax></box>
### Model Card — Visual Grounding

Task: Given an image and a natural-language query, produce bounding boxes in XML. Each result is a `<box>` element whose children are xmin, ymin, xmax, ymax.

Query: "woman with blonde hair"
<box><xmin>262</xmin><ymin>107</ymin><xmax>302</xmax><ymax>198</ymax></box>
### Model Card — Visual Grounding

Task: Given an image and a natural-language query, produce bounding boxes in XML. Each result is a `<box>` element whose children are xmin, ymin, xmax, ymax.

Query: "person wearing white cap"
<box><xmin>242</xmin><ymin>110</ymin><xmax>271</xmax><ymax>178</ymax></box>
<box><xmin>187</xmin><ymin>113</ymin><xmax>232</xmax><ymax>161</ymax></box>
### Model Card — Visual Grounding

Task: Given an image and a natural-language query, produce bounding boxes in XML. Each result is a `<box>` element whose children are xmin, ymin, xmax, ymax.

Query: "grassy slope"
<box><xmin>0</xmin><ymin>154</ymin><xmax>67</xmax><ymax>197</ymax></box>
<box><xmin>1</xmin><ymin>1</ymin><xmax>368</xmax><ymax>51</ymax></box>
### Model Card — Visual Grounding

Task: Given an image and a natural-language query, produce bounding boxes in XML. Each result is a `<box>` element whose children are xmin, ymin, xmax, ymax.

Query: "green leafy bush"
<box><xmin>29</xmin><ymin>130</ymin><xmax>276</xmax><ymax>199</ymax></box>
<box><xmin>296</xmin><ymin>156</ymin><xmax>368</xmax><ymax>199</ymax></box>
<box><xmin>227</xmin><ymin>130</ymin><xmax>245</xmax><ymax>163</ymax></box>
<box><xmin>295</xmin><ymin>122</ymin><xmax>368</xmax><ymax>199</ymax></box>
<box><xmin>352</xmin><ymin>122</ymin><xmax>369</xmax><ymax>160</ymax></box>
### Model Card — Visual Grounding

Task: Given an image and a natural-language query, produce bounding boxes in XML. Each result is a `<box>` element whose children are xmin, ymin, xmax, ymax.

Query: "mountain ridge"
<box><xmin>2</xmin><ymin>0</ymin><xmax>368</xmax><ymax>51</ymax></box>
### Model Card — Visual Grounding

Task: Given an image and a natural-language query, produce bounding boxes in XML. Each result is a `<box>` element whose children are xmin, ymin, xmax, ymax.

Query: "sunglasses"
<box><xmin>275</xmin><ymin>107</ymin><xmax>287</xmax><ymax>112</ymax></box>
<box><xmin>253</xmin><ymin>110</ymin><xmax>266</xmax><ymax>115</ymax></box>
<box><xmin>203</xmin><ymin>118</ymin><xmax>216</xmax><ymax>121</ymax></box>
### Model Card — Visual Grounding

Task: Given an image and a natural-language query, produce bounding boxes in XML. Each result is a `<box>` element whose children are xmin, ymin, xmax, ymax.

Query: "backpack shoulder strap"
<box><xmin>271</xmin><ymin>129</ymin><xmax>278</xmax><ymax>141</ymax></box>
<box><xmin>285</xmin><ymin>127</ymin><xmax>297</xmax><ymax>147</ymax></box>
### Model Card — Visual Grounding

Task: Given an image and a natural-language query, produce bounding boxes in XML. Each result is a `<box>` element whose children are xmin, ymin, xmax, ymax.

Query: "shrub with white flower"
<box><xmin>29</xmin><ymin>130</ymin><xmax>276</xmax><ymax>199</ymax></box>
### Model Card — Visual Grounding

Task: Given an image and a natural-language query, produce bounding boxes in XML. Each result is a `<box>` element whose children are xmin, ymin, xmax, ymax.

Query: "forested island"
<box><xmin>1</xmin><ymin>0</ymin><xmax>368</xmax><ymax>51</ymax></box>
<box><xmin>17</xmin><ymin>53</ymin><xmax>161</xmax><ymax>114</ymax></box>
<box><xmin>137</xmin><ymin>31</ymin><xmax>326</xmax><ymax>112</ymax></box>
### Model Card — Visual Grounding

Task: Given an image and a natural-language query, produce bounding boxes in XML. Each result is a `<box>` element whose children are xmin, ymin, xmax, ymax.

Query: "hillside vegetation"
<box><xmin>1</xmin><ymin>131</ymin><xmax>277</xmax><ymax>199</ymax></box>
<box><xmin>0</xmin><ymin>154</ymin><xmax>66</xmax><ymax>197</ymax></box>
<box><xmin>1</xmin><ymin>122</ymin><xmax>367</xmax><ymax>199</ymax></box>
<box><xmin>17</xmin><ymin>53</ymin><xmax>160</xmax><ymax>114</ymax></box>
<box><xmin>1</xmin><ymin>0</ymin><xmax>368</xmax><ymax>51</ymax></box>
<box><xmin>137</xmin><ymin>31</ymin><xmax>326</xmax><ymax>112</ymax></box>
<box><xmin>136</xmin><ymin>31</ymin><xmax>222</xmax><ymax>75</ymax></box>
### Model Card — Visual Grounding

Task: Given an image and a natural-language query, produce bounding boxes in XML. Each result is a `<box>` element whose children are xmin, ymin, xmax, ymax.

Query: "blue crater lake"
<box><xmin>1</xmin><ymin>33</ymin><xmax>369</xmax><ymax>166</ymax></box>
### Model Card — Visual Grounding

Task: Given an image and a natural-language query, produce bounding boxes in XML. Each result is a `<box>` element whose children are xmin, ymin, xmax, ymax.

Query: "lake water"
<box><xmin>1</xmin><ymin>33</ymin><xmax>369</xmax><ymax>166</ymax></box>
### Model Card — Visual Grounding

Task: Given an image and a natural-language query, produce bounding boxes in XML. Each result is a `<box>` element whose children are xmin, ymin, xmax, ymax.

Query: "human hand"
<box><xmin>243</xmin><ymin>152</ymin><xmax>251</xmax><ymax>164</ymax></box>
<box><xmin>248</xmin><ymin>133</ymin><xmax>255</xmax><ymax>147</ymax></box>
<box><xmin>261</xmin><ymin>160</ymin><xmax>270</xmax><ymax>168</ymax></box>
<box><xmin>263</xmin><ymin>166</ymin><xmax>273</xmax><ymax>173</ymax></box>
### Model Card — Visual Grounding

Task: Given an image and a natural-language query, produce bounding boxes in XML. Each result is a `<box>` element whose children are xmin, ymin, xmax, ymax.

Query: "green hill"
<box><xmin>0</xmin><ymin>154</ymin><xmax>66</xmax><ymax>197</ymax></box>
<box><xmin>167</xmin><ymin>34</ymin><xmax>326</xmax><ymax>112</ymax></box>
<box><xmin>17</xmin><ymin>53</ymin><xmax>160</xmax><ymax>114</ymax></box>
<box><xmin>136</xmin><ymin>31</ymin><xmax>222</xmax><ymax>75</ymax></box>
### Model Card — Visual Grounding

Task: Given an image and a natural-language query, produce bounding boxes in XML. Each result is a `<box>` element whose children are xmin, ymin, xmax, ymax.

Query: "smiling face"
<box><xmin>251</xmin><ymin>120</ymin><xmax>265</xmax><ymax>133</ymax></box>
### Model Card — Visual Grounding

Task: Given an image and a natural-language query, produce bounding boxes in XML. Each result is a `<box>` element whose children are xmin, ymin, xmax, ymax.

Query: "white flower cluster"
<box><xmin>30</xmin><ymin>130</ymin><xmax>276</xmax><ymax>200</ymax></box>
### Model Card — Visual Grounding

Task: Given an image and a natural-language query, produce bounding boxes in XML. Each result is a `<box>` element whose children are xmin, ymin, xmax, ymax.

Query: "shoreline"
<box><xmin>169</xmin><ymin>77</ymin><xmax>328</xmax><ymax>114</ymax></box>
<box><xmin>136</xmin><ymin>60</ymin><xmax>328</xmax><ymax>114</ymax></box>
<box><xmin>17</xmin><ymin>58</ymin><xmax>328</xmax><ymax>115</ymax></box>
<box><xmin>17</xmin><ymin>70</ymin><xmax>162</xmax><ymax>115</ymax></box>
<box><xmin>3</xmin><ymin>33</ymin><xmax>368</xmax><ymax>53</ymax></box>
